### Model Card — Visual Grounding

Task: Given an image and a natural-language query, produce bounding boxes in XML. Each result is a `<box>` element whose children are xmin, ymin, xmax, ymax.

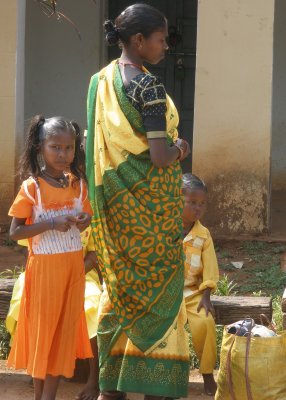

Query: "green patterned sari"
<box><xmin>86</xmin><ymin>61</ymin><xmax>189</xmax><ymax>397</ymax></box>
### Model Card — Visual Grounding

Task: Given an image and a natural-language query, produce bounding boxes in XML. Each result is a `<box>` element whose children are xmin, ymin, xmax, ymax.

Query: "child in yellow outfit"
<box><xmin>182</xmin><ymin>173</ymin><xmax>219</xmax><ymax>396</ymax></box>
<box><xmin>6</xmin><ymin>226</ymin><xmax>102</xmax><ymax>400</ymax></box>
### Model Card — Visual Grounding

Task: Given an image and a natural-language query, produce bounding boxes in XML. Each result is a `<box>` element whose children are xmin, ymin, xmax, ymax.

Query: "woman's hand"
<box><xmin>148</xmin><ymin>137</ymin><xmax>191</xmax><ymax>168</ymax></box>
<box><xmin>197</xmin><ymin>288</ymin><xmax>215</xmax><ymax>317</ymax></box>
<box><xmin>174</xmin><ymin>138</ymin><xmax>191</xmax><ymax>161</ymax></box>
<box><xmin>76</xmin><ymin>212</ymin><xmax>91</xmax><ymax>232</ymax></box>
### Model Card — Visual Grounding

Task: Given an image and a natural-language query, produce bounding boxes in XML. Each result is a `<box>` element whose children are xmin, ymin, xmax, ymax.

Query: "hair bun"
<box><xmin>103</xmin><ymin>20</ymin><xmax>120</xmax><ymax>46</ymax></box>
<box><xmin>37</xmin><ymin>115</ymin><xmax>45</xmax><ymax>125</ymax></box>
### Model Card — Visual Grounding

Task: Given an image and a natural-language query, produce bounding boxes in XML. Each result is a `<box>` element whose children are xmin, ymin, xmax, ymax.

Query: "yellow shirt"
<box><xmin>183</xmin><ymin>220</ymin><xmax>219</xmax><ymax>298</ymax></box>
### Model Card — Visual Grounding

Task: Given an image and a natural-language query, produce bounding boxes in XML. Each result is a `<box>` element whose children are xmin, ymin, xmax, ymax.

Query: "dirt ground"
<box><xmin>1</xmin><ymin>229</ymin><xmax>285</xmax><ymax>294</ymax></box>
<box><xmin>0</xmin><ymin>233</ymin><xmax>26</xmax><ymax>274</ymax></box>
<box><xmin>0</xmin><ymin>230</ymin><xmax>217</xmax><ymax>399</ymax></box>
<box><xmin>1</xmin><ymin>231</ymin><xmax>285</xmax><ymax>399</ymax></box>
<box><xmin>0</xmin><ymin>361</ymin><xmax>214</xmax><ymax>400</ymax></box>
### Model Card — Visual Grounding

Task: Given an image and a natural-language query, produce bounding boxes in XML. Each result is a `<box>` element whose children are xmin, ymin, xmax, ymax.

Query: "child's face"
<box><xmin>41</xmin><ymin>130</ymin><xmax>75</xmax><ymax>173</ymax></box>
<box><xmin>182</xmin><ymin>189</ymin><xmax>207</xmax><ymax>225</ymax></box>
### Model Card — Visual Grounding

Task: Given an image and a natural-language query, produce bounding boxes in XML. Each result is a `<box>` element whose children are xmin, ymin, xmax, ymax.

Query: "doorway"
<box><xmin>108</xmin><ymin>0</ymin><xmax>198</xmax><ymax>172</ymax></box>
<box><xmin>270</xmin><ymin>0</ymin><xmax>286</xmax><ymax>237</ymax></box>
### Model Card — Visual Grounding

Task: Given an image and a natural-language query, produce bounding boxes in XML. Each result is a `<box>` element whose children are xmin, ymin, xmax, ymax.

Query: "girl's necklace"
<box><xmin>41</xmin><ymin>169</ymin><xmax>69</xmax><ymax>188</ymax></box>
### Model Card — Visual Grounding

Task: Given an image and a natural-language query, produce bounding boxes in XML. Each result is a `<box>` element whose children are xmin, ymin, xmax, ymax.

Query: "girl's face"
<box><xmin>41</xmin><ymin>130</ymin><xmax>75</xmax><ymax>174</ymax></box>
<box><xmin>182</xmin><ymin>189</ymin><xmax>207</xmax><ymax>225</ymax></box>
<box><xmin>136</xmin><ymin>25</ymin><xmax>169</xmax><ymax>64</ymax></box>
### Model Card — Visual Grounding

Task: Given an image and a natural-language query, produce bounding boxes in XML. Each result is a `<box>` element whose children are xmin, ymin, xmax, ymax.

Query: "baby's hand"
<box><xmin>197</xmin><ymin>289</ymin><xmax>215</xmax><ymax>317</ymax></box>
<box><xmin>84</xmin><ymin>251</ymin><xmax>103</xmax><ymax>283</ymax></box>
<box><xmin>52</xmin><ymin>215</ymin><xmax>77</xmax><ymax>232</ymax></box>
<box><xmin>76</xmin><ymin>212</ymin><xmax>91</xmax><ymax>232</ymax></box>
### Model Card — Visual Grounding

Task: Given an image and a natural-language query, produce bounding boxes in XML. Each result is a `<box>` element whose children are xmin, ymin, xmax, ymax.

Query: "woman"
<box><xmin>86</xmin><ymin>4</ymin><xmax>191</xmax><ymax>399</ymax></box>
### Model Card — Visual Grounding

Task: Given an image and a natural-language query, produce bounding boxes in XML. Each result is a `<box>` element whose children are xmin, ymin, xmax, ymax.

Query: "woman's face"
<box><xmin>137</xmin><ymin>25</ymin><xmax>169</xmax><ymax>64</ymax></box>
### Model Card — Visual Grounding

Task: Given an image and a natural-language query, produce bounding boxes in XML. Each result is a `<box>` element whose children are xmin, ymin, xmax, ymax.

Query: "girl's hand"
<box><xmin>53</xmin><ymin>215</ymin><xmax>77</xmax><ymax>232</ymax></box>
<box><xmin>197</xmin><ymin>288</ymin><xmax>215</xmax><ymax>317</ymax></box>
<box><xmin>76</xmin><ymin>212</ymin><xmax>91</xmax><ymax>232</ymax></box>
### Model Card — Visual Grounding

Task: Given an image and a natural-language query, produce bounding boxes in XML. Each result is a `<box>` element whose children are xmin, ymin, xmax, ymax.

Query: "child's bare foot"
<box><xmin>75</xmin><ymin>381</ymin><xmax>99</xmax><ymax>400</ymax></box>
<box><xmin>202</xmin><ymin>373</ymin><xmax>217</xmax><ymax>396</ymax></box>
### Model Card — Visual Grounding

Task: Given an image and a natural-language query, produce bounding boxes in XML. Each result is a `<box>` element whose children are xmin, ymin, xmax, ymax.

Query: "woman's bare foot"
<box><xmin>97</xmin><ymin>392</ymin><xmax>126</xmax><ymax>400</ymax></box>
<box><xmin>202</xmin><ymin>373</ymin><xmax>217</xmax><ymax>396</ymax></box>
<box><xmin>75</xmin><ymin>381</ymin><xmax>99</xmax><ymax>400</ymax></box>
<box><xmin>144</xmin><ymin>396</ymin><xmax>166</xmax><ymax>400</ymax></box>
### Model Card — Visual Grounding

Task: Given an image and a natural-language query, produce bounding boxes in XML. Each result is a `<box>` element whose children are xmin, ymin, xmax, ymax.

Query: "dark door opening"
<box><xmin>108</xmin><ymin>0</ymin><xmax>198</xmax><ymax>172</ymax></box>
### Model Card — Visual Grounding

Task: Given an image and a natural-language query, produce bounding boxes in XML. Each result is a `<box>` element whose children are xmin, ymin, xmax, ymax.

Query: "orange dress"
<box><xmin>7</xmin><ymin>176</ymin><xmax>93</xmax><ymax>379</ymax></box>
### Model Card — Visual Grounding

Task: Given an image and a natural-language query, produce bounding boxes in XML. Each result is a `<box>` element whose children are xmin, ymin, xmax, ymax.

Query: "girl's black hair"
<box><xmin>182</xmin><ymin>173</ymin><xmax>207</xmax><ymax>194</ymax></box>
<box><xmin>19</xmin><ymin>115</ymin><xmax>87</xmax><ymax>184</ymax></box>
<box><xmin>104</xmin><ymin>3</ymin><xmax>166</xmax><ymax>46</ymax></box>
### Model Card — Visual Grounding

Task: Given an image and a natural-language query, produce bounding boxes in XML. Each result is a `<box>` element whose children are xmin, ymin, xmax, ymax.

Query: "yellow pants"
<box><xmin>185</xmin><ymin>293</ymin><xmax>216</xmax><ymax>374</ymax></box>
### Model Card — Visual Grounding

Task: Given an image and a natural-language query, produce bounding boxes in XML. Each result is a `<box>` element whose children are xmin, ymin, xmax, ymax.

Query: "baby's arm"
<box><xmin>83</xmin><ymin>228</ymin><xmax>102</xmax><ymax>282</ymax></box>
<box><xmin>197</xmin><ymin>288</ymin><xmax>215</xmax><ymax>317</ymax></box>
<box><xmin>197</xmin><ymin>233</ymin><xmax>219</xmax><ymax>317</ymax></box>
<box><xmin>76</xmin><ymin>181</ymin><xmax>92</xmax><ymax>232</ymax></box>
<box><xmin>10</xmin><ymin>215</ymin><xmax>77</xmax><ymax>241</ymax></box>
<box><xmin>200</xmin><ymin>235</ymin><xmax>219</xmax><ymax>292</ymax></box>
<box><xmin>84</xmin><ymin>251</ymin><xmax>102</xmax><ymax>283</ymax></box>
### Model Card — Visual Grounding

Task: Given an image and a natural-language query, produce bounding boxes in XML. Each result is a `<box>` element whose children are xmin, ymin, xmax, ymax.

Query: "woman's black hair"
<box><xmin>104</xmin><ymin>3</ymin><xmax>166</xmax><ymax>46</ymax></box>
<box><xmin>19</xmin><ymin>115</ymin><xmax>87</xmax><ymax>184</ymax></box>
<box><xmin>182</xmin><ymin>173</ymin><xmax>207</xmax><ymax>194</ymax></box>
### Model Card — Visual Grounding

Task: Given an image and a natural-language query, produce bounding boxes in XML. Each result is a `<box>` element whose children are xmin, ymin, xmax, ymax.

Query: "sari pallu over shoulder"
<box><xmin>86</xmin><ymin>60</ymin><xmax>184</xmax><ymax>355</ymax></box>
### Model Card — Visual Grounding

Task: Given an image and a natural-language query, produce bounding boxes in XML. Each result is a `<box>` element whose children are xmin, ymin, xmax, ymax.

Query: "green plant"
<box><xmin>252</xmin><ymin>290</ymin><xmax>265</xmax><ymax>297</ymax></box>
<box><xmin>243</xmin><ymin>241</ymin><xmax>266</xmax><ymax>255</ymax></box>
<box><xmin>219</xmin><ymin>263</ymin><xmax>235</xmax><ymax>271</ymax></box>
<box><xmin>272</xmin><ymin>295</ymin><xmax>283</xmax><ymax>332</ymax></box>
<box><xmin>215</xmin><ymin>325</ymin><xmax>224</xmax><ymax>368</ymax></box>
<box><xmin>0</xmin><ymin>266</ymin><xmax>24</xmax><ymax>279</ymax></box>
<box><xmin>217</xmin><ymin>250</ymin><xmax>232</xmax><ymax>259</ymax></box>
<box><xmin>245</xmin><ymin>264</ymin><xmax>286</xmax><ymax>296</ymax></box>
<box><xmin>3</xmin><ymin>238</ymin><xmax>15</xmax><ymax>247</ymax></box>
<box><xmin>273</xmin><ymin>245</ymin><xmax>286</xmax><ymax>254</ymax></box>
<box><xmin>215</xmin><ymin>274</ymin><xmax>237</xmax><ymax>296</ymax></box>
<box><xmin>0</xmin><ymin>320</ymin><xmax>10</xmax><ymax>360</ymax></box>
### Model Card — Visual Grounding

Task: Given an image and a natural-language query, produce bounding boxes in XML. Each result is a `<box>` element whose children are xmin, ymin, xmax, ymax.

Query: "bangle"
<box><xmin>50</xmin><ymin>218</ymin><xmax>55</xmax><ymax>230</ymax></box>
<box><xmin>174</xmin><ymin>143</ymin><xmax>184</xmax><ymax>161</ymax></box>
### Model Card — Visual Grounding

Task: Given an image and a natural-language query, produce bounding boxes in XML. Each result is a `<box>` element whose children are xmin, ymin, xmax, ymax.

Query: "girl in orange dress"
<box><xmin>8</xmin><ymin>115</ymin><xmax>93</xmax><ymax>400</ymax></box>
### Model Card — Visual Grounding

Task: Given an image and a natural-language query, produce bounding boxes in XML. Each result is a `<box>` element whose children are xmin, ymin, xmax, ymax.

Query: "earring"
<box><xmin>38</xmin><ymin>154</ymin><xmax>45</xmax><ymax>168</ymax></box>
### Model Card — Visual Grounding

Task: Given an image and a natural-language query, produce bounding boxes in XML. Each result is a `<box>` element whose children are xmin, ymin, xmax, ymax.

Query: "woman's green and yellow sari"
<box><xmin>86</xmin><ymin>61</ymin><xmax>190</xmax><ymax>398</ymax></box>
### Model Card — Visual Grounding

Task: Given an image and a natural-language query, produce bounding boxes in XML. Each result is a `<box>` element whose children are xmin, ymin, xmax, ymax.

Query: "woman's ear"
<box><xmin>134</xmin><ymin>32</ymin><xmax>144</xmax><ymax>49</ymax></box>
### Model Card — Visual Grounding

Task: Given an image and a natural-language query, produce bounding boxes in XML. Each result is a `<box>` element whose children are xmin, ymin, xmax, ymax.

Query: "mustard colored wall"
<box><xmin>193</xmin><ymin>0</ymin><xmax>274</xmax><ymax>234</ymax></box>
<box><xmin>0</xmin><ymin>1</ymin><xmax>18</xmax><ymax>223</ymax></box>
